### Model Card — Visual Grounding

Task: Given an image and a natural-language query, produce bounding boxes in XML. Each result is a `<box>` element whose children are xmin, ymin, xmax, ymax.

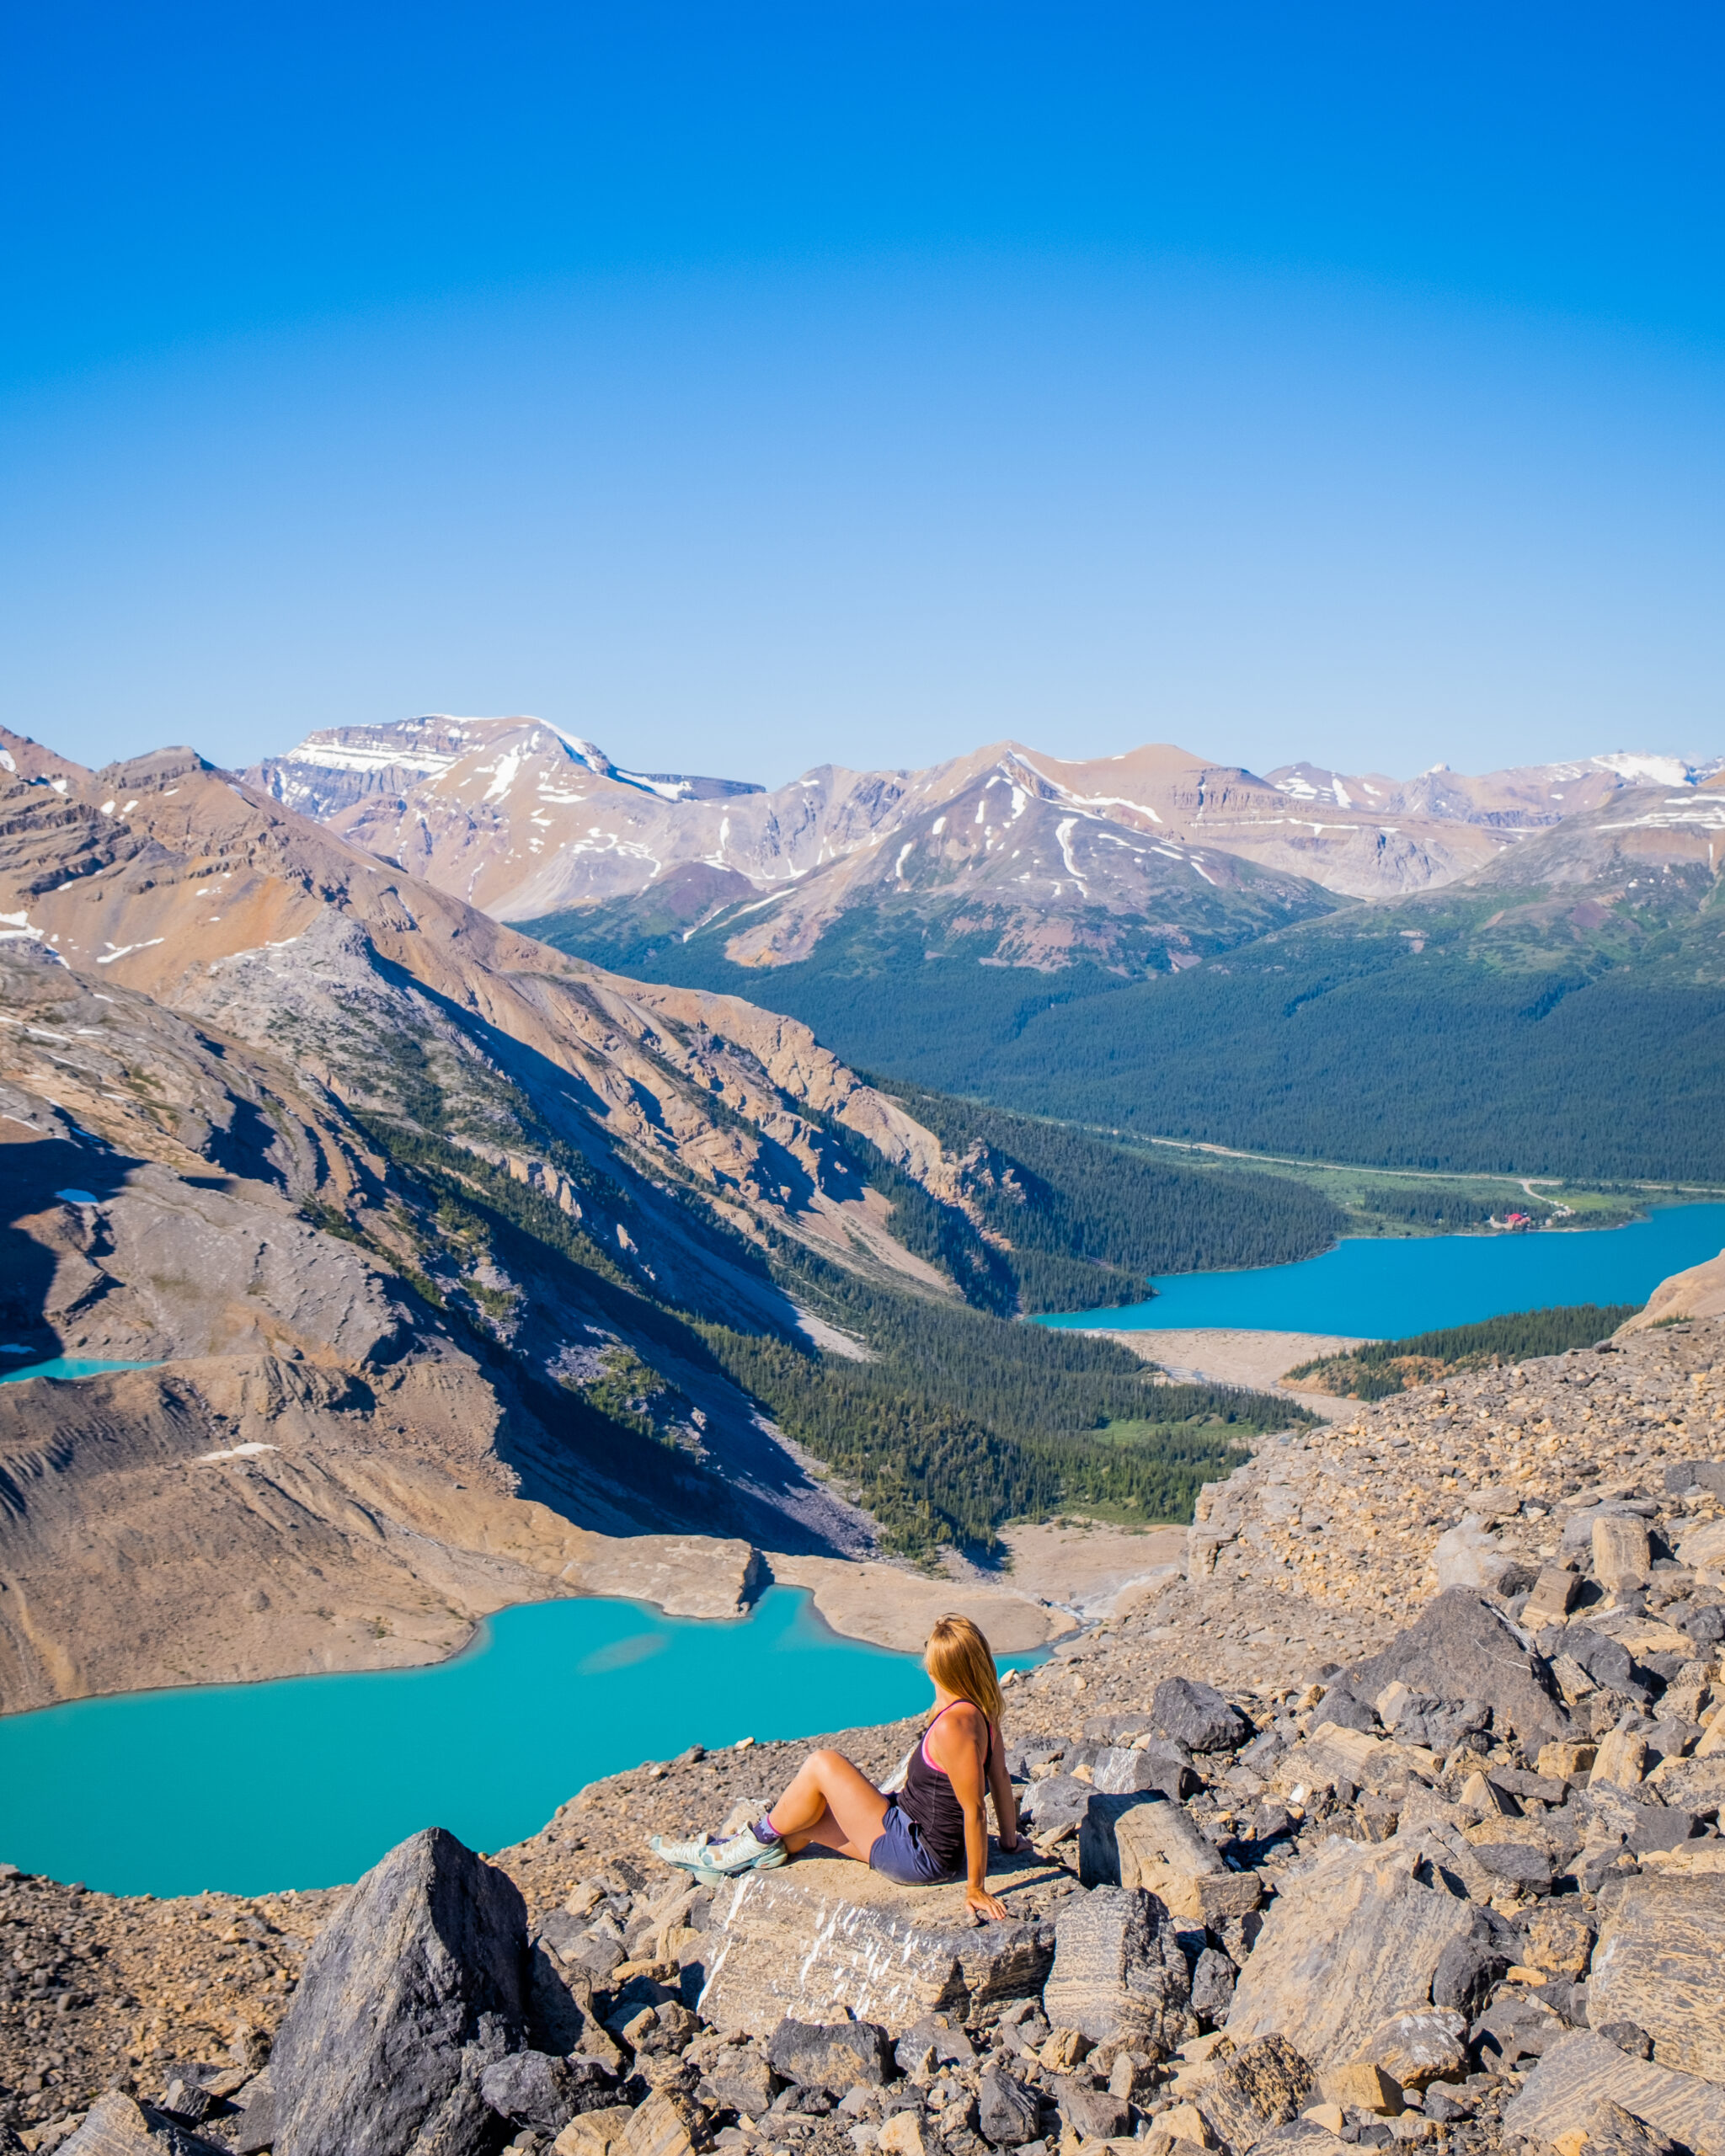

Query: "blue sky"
<box><xmin>3</xmin><ymin>3</ymin><xmax>1722</xmax><ymax>785</ymax></box>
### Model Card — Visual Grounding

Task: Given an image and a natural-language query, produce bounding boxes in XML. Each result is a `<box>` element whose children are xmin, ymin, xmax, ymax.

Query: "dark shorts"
<box><xmin>868</xmin><ymin>1796</ymin><xmax>959</xmax><ymax>1886</ymax></box>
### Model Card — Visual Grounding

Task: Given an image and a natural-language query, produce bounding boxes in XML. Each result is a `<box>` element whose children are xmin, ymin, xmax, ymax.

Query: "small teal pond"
<box><xmin>1041</xmin><ymin>1201</ymin><xmax>1725</xmax><ymax>1340</ymax></box>
<box><xmin>0</xmin><ymin>1588</ymin><xmax>1038</xmax><ymax>1901</ymax></box>
<box><xmin>0</xmin><ymin>1358</ymin><xmax>159</xmax><ymax>1385</ymax></box>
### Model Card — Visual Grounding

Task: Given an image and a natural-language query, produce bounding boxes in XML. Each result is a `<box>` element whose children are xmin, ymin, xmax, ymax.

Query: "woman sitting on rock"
<box><xmin>651</xmin><ymin>1614</ymin><xmax>1021</xmax><ymax>1919</ymax></box>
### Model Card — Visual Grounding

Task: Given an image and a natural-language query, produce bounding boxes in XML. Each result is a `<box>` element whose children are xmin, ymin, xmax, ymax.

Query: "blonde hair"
<box><xmin>925</xmin><ymin>1614</ymin><xmax>1003</xmax><ymax>1726</ymax></box>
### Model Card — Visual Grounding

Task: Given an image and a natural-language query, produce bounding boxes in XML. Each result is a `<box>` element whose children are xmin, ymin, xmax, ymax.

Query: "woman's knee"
<box><xmin>808</xmin><ymin>1748</ymin><xmax>847</xmax><ymax>1778</ymax></box>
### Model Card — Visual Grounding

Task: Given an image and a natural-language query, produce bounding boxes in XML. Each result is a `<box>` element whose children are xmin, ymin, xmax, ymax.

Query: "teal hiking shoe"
<box><xmin>649</xmin><ymin>1827</ymin><xmax>787</xmax><ymax>1881</ymax></box>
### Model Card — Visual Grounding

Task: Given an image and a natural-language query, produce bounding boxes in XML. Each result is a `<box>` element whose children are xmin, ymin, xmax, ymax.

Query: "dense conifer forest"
<box><xmin>526</xmin><ymin>890</ymin><xmax>1725</xmax><ymax>1181</ymax></box>
<box><xmin>1285</xmin><ymin>1302</ymin><xmax>1642</xmax><ymax>1399</ymax></box>
<box><xmin>810</xmin><ymin>1086</ymin><xmax>1343</xmax><ymax>1315</ymax></box>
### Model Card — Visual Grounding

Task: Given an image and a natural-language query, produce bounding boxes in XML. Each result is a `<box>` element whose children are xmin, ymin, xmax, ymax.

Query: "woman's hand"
<box><xmin>996</xmin><ymin>1829</ymin><xmax>1020</xmax><ymax>1853</ymax></box>
<box><xmin>965</xmin><ymin>1883</ymin><xmax>1009</xmax><ymax>1921</ymax></box>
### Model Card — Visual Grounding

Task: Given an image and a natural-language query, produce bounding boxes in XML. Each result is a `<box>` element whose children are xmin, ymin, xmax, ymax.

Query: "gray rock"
<box><xmin>976</xmin><ymin>2068</ymin><xmax>1039</xmax><ymax>2148</ymax></box>
<box><xmin>1478</xmin><ymin>1991</ymin><xmax>1566</xmax><ymax>2068</ymax></box>
<box><xmin>1681</xmin><ymin>1605</ymin><xmax>1725</xmax><ymax>1647</ymax></box>
<box><xmin>1665</xmin><ymin>1461</ymin><xmax>1725</xmax><ymax>1497</ymax></box>
<box><xmin>1088</xmin><ymin>1744</ymin><xmax>1195</xmax><ymax>1804</ymax></box>
<box><xmin>1626</xmin><ymin>1806</ymin><xmax>1700</xmax><ymax>1855</ymax></box>
<box><xmin>894</xmin><ymin>2017</ymin><xmax>975</xmax><ymax>2071</ymax></box>
<box><xmin>1040</xmin><ymin>1886</ymin><xmax>1195</xmax><ymax>2057</ymax></box>
<box><xmin>232</xmin><ymin>2089</ymin><xmax>277</xmax><ymax>2156</ymax></box>
<box><xmin>702</xmin><ymin>2046</ymin><xmax>781</xmax><ymax>2119</ymax></box>
<box><xmin>1017</xmin><ymin>1775</ymin><xmax>1100</xmax><ymax>1834</ymax></box>
<box><xmin>1310</xmin><ymin>1687</ymin><xmax>1378</xmax><ymax>1736</ymax></box>
<box><xmin>268</xmin><ymin>1825</ymin><xmax>529</xmax><ymax>2156</ymax></box>
<box><xmin>479</xmin><ymin>2052</ymin><xmax>590</xmax><ymax>2135</ymax></box>
<box><xmin>1431</xmin><ymin>1914</ymin><xmax>1512</xmax><ymax>2019</ymax></box>
<box><xmin>1345</xmin><ymin>1589</ymin><xmax>1569</xmax><ymax>1744</ymax></box>
<box><xmin>1471</xmin><ymin>1841</ymin><xmax>1553</xmax><ymax>1892</ymax></box>
<box><xmin>1560</xmin><ymin>1624</ymin><xmax>1639</xmax><ymax>1694</ymax></box>
<box><xmin>1598</xmin><ymin>2022</ymin><xmax>1656</xmax><ymax>2060</ymax></box>
<box><xmin>1151</xmin><ymin>1678</ymin><xmax>1250</xmax><ymax>1754</ymax></box>
<box><xmin>1051</xmin><ymin>2082</ymin><xmax>1129</xmax><ymax>2141</ymax></box>
<box><xmin>1188</xmin><ymin>1946</ymin><xmax>1236</xmax><ymax>2025</ymax></box>
<box><xmin>766</xmin><ymin>2018</ymin><xmax>894</xmax><ymax>2090</ymax></box>
<box><xmin>1583</xmin><ymin>2098</ymin><xmax>1685</xmax><ymax>2156</ymax></box>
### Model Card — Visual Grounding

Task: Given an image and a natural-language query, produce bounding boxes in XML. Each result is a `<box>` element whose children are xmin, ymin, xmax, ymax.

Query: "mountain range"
<box><xmin>252</xmin><ymin>714</ymin><xmax>1725</xmax><ymax>1181</ymax></box>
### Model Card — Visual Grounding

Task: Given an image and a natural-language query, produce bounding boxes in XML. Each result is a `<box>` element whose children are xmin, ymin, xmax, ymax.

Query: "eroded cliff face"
<box><xmin>0</xmin><ymin>733</ymin><xmax>994</xmax><ymax>1711</ymax></box>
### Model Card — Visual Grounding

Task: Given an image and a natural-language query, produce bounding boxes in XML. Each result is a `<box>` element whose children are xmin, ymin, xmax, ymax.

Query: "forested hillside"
<box><xmin>528</xmin><ymin>862</ymin><xmax>1725</xmax><ymax>1180</ymax></box>
<box><xmin>860</xmin><ymin>1081</ymin><xmax>1343</xmax><ymax>1310</ymax></box>
<box><xmin>357</xmin><ymin>1113</ymin><xmax>1302</xmax><ymax>1556</ymax></box>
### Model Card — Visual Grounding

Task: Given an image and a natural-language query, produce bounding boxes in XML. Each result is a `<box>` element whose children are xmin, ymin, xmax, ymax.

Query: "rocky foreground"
<box><xmin>3</xmin><ymin>1315</ymin><xmax>1723</xmax><ymax>2156</ymax></box>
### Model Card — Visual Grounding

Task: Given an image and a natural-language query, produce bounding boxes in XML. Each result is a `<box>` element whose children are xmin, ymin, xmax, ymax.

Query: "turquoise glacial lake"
<box><xmin>1041</xmin><ymin>1202</ymin><xmax>1725</xmax><ymax>1340</ymax></box>
<box><xmin>0</xmin><ymin>1588</ymin><xmax>1038</xmax><ymax>1901</ymax></box>
<box><xmin>0</xmin><ymin>1357</ymin><xmax>158</xmax><ymax>1385</ymax></box>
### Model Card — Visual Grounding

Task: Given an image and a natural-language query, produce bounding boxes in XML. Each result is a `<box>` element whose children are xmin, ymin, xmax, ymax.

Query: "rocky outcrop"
<box><xmin>1620</xmin><ymin>1247</ymin><xmax>1725</xmax><ymax>1331</ymax></box>
<box><xmin>1589</xmin><ymin>1871</ymin><xmax>1725</xmax><ymax>2082</ymax></box>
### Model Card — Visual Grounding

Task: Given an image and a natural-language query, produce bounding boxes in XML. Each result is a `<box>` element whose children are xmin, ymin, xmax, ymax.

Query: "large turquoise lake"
<box><xmin>0</xmin><ymin>1588</ymin><xmax>1029</xmax><ymax>1901</ymax></box>
<box><xmin>1041</xmin><ymin>1202</ymin><xmax>1725</xmax><ymax>1339</ymax></box>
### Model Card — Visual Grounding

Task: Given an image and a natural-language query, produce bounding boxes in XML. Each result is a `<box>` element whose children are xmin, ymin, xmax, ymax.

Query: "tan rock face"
<box><xmin>1589</xmin><ymin>1875</ymin><xmax>1725</xmax><ymax>2084</ymax></box>
<box><xmin>1223</xmin><ymin>1836</ymin><xmax>1477</xmax><ymax>2072</ymax></box>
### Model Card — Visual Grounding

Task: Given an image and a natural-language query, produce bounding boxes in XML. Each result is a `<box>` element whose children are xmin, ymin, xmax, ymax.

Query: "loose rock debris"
<box><xmin>3</xmin><ymin>1316</ymin><xmax>1724</xmax><ymax>2156</ymax></box>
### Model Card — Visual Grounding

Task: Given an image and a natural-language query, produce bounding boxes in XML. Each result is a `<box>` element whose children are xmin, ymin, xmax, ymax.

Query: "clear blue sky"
<box><xmin>3</xmin><ymin>3</ymin><xmax>1722</xmax><ymax>785</ymax></box>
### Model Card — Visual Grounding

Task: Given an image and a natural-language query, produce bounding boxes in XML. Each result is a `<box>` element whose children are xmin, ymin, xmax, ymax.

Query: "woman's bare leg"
<box><xmin>767</xmin><ymin>1749</ymin><xmax>891</xmax><ymax>1860</ymax></box>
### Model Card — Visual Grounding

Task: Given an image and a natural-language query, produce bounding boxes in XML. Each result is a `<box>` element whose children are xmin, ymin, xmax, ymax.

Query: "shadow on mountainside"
<box><xmin>0</xmin><ymin>1137</ymin><xmax>139</xmax><ymax>1363</ymax></box>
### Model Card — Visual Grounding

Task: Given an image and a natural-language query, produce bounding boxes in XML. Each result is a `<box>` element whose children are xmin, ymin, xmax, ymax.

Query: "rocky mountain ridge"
<box><xmin>4</xmin><ymin>1312</ymin><xmax>1722</xmax><ymax>2156</ymax></box>
<box><xmin>249</xmin><ymin>720</ymin><xmax>1725</xmax><ymax>976</ymax></box>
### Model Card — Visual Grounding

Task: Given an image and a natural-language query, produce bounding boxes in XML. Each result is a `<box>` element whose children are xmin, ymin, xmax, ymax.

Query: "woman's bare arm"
<box><xmin>985</xmin><ymin>1720</ymin><xmax>1019</xmax><ymax>1850</ymax></box>
<box><xmin>929</xmin><ymin>1704</ymin><xmax>1007</xmax><ymax>1919</ymax></box>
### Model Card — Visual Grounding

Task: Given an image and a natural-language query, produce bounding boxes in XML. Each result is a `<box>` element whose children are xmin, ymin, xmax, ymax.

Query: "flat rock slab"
<box><xmin>1224</xmin><ymin>1833</ymin><xmax>1477</xmax><ymax>2071</ymax></box>
<box><xmin>697</xmin><ymin>1846</ymin><xmax>1063</xmax><ymax>2036</ymax></box>
<box><xmin>1503</xmin><ymin>2031</ymin><xmax>1725</xmax><ymax>2156</ymax></box>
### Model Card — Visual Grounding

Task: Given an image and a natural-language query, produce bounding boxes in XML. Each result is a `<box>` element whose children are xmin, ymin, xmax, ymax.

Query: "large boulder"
<box><xmin>1344</xmin><ymin>1589</ymin><xmax>1568</xmax><ymax>1745</ymax></box>
<box><xmin>1589</xmin><ymin>1872</ymin><xmax>1725</xmax><ymax>2084</ymax></box>
<box><xmin>270</xmin><ymin>1826</ymin><xmax>530</xmax><ymax>2156</ymax></box>
<box><xmin>1040</xmin><ymin>1885</ymin><xmax>1196</xmax><ymax>2057</ymax></box>
<box><xmin>1224</xmin><ymin>1833</ymin><xmax>1477</xmax><ymax>2071</ymax></box>
<box><xmin>1151</xmin><ymin>1678</ymin><xmax>1250</xmax><ymax>1754</ymax></box>
<box><xmin>697</xmin><ymin>1847</ymin><xmax>1060</xmax><ymax>2036</ymax></box>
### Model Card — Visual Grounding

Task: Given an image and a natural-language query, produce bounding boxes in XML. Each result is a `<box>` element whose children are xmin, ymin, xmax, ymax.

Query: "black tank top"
<box><xmin>898</xmin><ymin>1700</ymin><xmax>996</xmax><ymax>1871</ymax></box>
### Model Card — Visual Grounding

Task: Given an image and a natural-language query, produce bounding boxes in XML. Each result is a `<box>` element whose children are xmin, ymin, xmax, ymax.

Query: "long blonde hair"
<box><xmin>925</xmin><ymin>1614</ymin><xmax>1003</xmax><ymax>1726</ymax></box>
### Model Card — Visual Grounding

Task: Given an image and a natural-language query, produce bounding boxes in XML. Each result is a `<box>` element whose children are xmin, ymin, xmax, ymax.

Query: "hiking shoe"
<box><xmin>649</xmin><ymin>1828</ymin><xmax>787</xmax><ymax>1879</ymax></box>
